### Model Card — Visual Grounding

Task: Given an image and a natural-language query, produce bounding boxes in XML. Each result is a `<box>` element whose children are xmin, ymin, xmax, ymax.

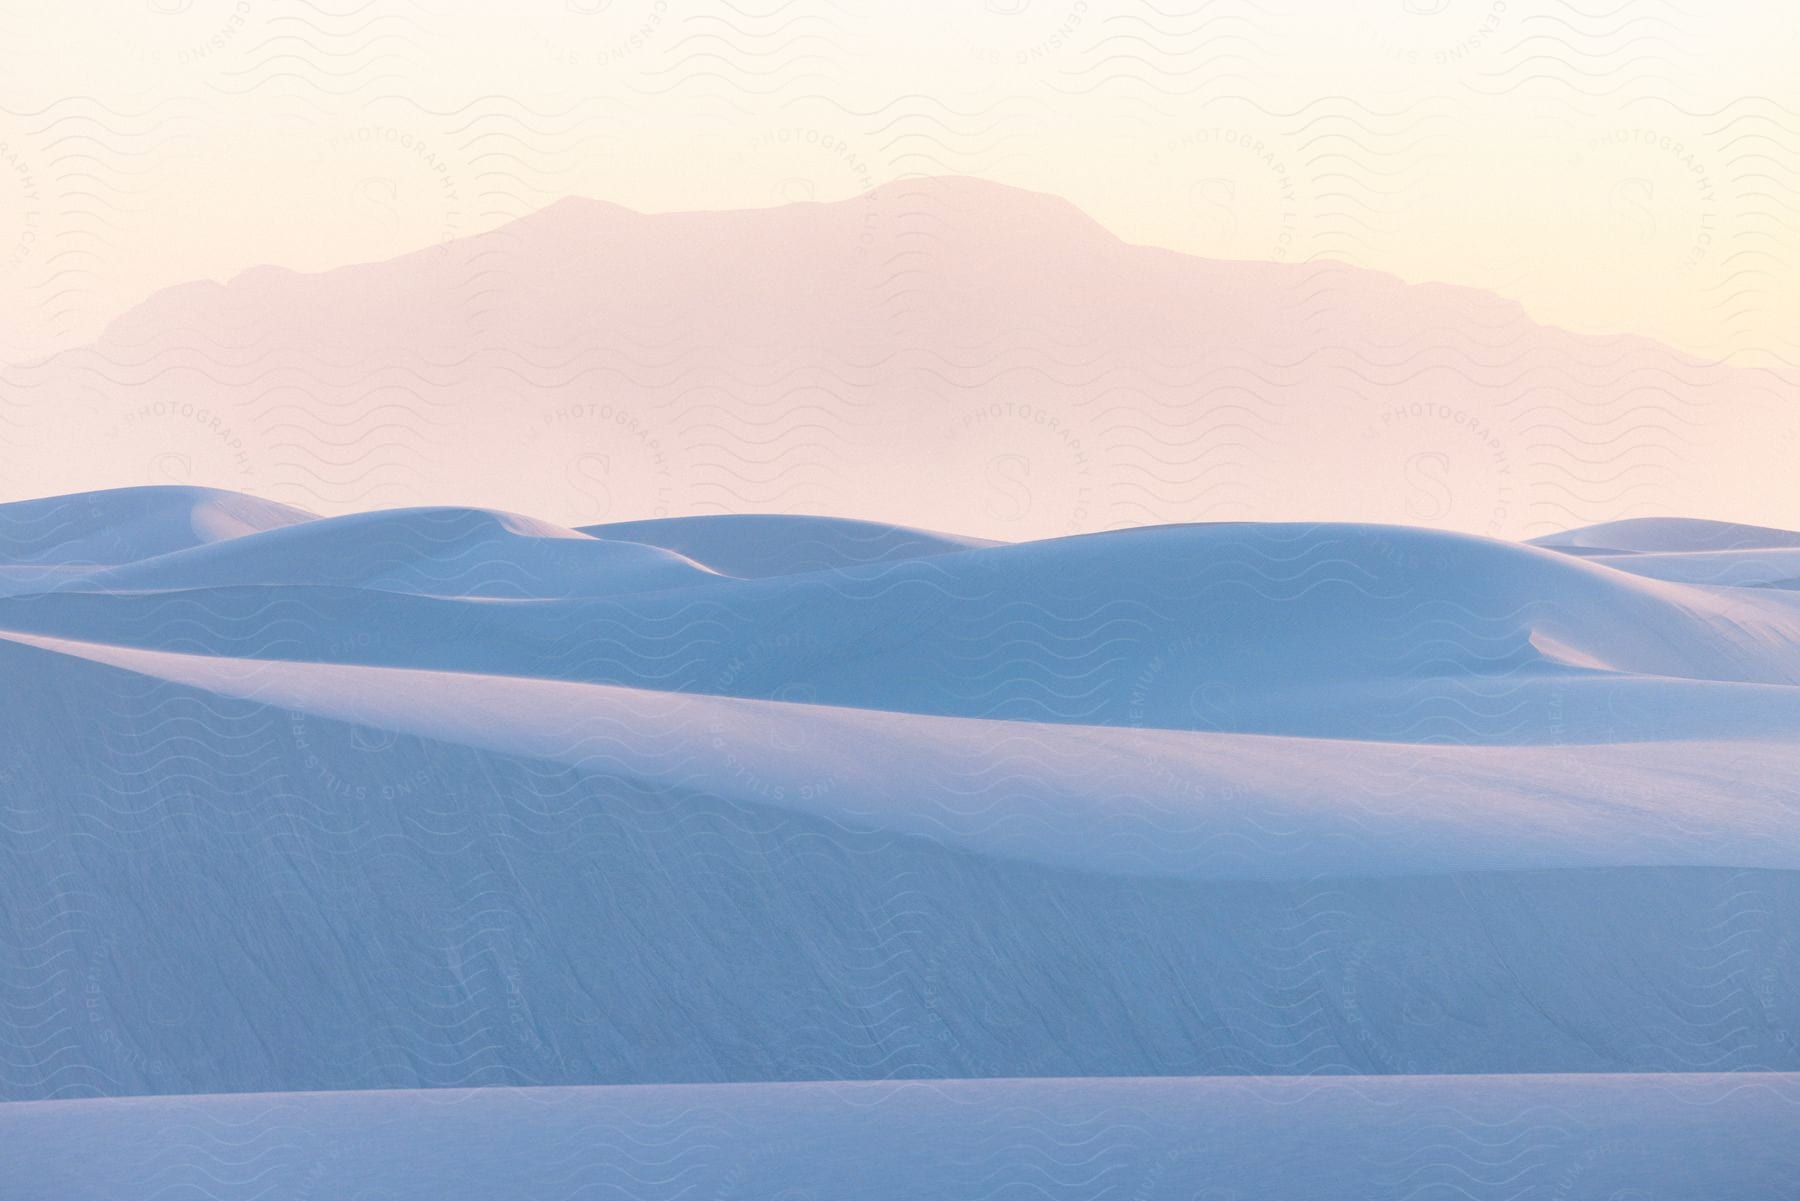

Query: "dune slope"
<box><xmin>5</xmin><ymin>499</ymin><xmax>1800</xmax><ymax>742</ymax></box>
<box><xmin>9</xmin><ymin>1074</ymin><xmax>1800</xmax><ymax>1201</ymax></box>
<box><xmin>3</xmin><ymin>489</ymin><xmax>1799</xmax><ymax>1114</ymax></box>
<box><xmin>5</xmin><ymin>628</ymin><xmax>1800</xmax><ymax>1100</ymax></box>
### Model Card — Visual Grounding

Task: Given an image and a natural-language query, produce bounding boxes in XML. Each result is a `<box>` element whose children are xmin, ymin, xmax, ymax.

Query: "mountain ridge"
<box><xmin>10</xmin><ymin>177</ymin><xmax>1791</xmax><ymax>540</ymax></box>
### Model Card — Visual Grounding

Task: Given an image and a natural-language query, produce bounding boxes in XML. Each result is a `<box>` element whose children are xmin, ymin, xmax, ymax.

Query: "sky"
<box><xmin>2</xmin><ymin>0</ymin><xmax>1798</xmax><ymax>535</ymax></box>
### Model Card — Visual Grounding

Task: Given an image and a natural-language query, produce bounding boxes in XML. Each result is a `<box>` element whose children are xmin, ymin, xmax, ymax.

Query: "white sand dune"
<box><xmin>0</xmin><ymin>486</ymin><xmax>317</xmax><ymax>567</ymax></box>
<box><xmin>4</xmin><ymin>495</ymin><xmax>1800</xmax><ymax>742</ymax></box>
<box><xmin>1533</xmin><ymin>515</ymin><xmax>1800</xmax><ymax>554</ymax></box>
<box><xmin>9</xmin><ymin>1074</ymin><xmax>1800</xmax><ymax>1201</ymax></box>
<box><xmin>57</xmin><ymin>505</ymin><xmax>722</xmax><ymax>599</ymax></box>
<box><xmin>10</xmin><ymin>627</ymin><xmax>1800</xmax><ymax>879</ymax></box>
<box><xmin>0</xmin><ymin>486</ymin><xmax>318</xmax><ymax>597</ymax></box>
<box><xmin>3</xmin><ymin>488</ymin><xmax>1800</xmax><ymax>1118</ymax></box>
<box><xmin>581</xmin><ymin>512</ymin><xmax>998</xmax><ymax>578</ymax></box>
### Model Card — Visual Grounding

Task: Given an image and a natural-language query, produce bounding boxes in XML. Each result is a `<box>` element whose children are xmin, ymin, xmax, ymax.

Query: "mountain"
<box><xmin>4</xmin><ymin>177</ymin><xmax>1793</xmax><ymax>540</ymax></box>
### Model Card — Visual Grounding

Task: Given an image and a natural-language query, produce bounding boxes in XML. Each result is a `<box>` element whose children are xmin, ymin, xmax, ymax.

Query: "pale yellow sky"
<box><xmin>3</xmin><ymin>1</ymin><xmax>1798</xmax><ymax>538</ymax></box>
<box><xmin>4</xmin><ymin>0</ymin><xmax>1799</xmax><ymax>365</ymax></box>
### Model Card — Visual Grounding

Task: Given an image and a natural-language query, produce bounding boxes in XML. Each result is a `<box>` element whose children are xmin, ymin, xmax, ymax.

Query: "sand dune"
<box><xmin>4</xmin><ymin>492</ymin><xmax>1799</xmax><ymax>742</ymax></box>
<box><xmin>0</xmin><ymin>485</ymin><xmax>315</xmax><ymax>569</ymax></box>
<box><xmin>3</xmin><ymin>488</ymin><xmax>1800</xmax><ymax>1114</ymax></box>
<box><xmin>64</xmin><ymin>506</ymin><xmax>721</xmax><ymax>599</ymax></box>
<box><xmin>581</xmin><ymin>512</ymin><xmax>997</xmax><ymax>578</ymax></box>
<box><xmin>1534</xmin><ymin>516</ymin><xmax>1800</xmax><ymax>554</ymax></box>
<box><xmin>10</xmin><ymin>1074</ymin><xmax>1800</xmax><ymax>1201</ymax></box>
